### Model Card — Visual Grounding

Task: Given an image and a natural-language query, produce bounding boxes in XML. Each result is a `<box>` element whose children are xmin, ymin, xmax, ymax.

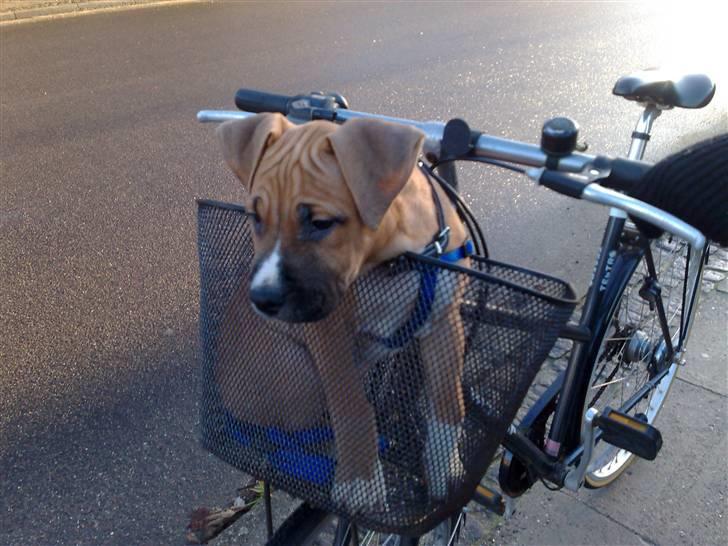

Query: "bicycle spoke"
<box><xmin>590</xmin><ymin>376</ymin><xmax>627</xmax><ymax>390</ymax></box>
<box><xmin>445</xmin><ymin>513</ymin><xmax>465</xmax><ymax>546</ymax></box>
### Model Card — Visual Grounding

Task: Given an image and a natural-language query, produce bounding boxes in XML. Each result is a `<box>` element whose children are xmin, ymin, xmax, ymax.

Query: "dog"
<box><xmin>215</xmin><ymin>113</ymin><xmax>470</xmax><ymax>512</ymax></box>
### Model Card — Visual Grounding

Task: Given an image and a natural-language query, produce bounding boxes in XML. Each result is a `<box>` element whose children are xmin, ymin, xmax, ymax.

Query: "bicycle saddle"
<box><xmin>613</xmin><ymin>70</ymin><xmax>716</xmax><ymax>109</ymax></box>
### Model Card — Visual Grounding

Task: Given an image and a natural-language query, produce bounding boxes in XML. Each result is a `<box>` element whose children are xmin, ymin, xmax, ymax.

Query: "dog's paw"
<box><xmin>331</xmin><ymin>459</ymin><xmax>386</xmax><ymax>514</ymax></box>
<box><xmin>423</xmin><ymin>419</ymin><xmax>464</xmax><ymax>500</ymax></box>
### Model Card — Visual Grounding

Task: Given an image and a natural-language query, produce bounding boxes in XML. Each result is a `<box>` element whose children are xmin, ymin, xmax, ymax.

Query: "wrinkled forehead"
<box><xmin>253</xmin><ymin>121</ymin><xmax>347</xmax><ymax>198</ymax></box>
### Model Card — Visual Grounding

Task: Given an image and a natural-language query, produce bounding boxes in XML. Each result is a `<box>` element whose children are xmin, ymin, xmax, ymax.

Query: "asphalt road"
<box><xmin>1</xmin><ymin>2</ymin><xmax>726</xmax><ymax>545</ymax></box>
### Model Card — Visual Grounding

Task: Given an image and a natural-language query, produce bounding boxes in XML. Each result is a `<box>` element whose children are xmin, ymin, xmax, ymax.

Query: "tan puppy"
<box><xmin>216</xmin><ymin>113</ymin><xmax>469</xmax><ymax>511</ymax></box>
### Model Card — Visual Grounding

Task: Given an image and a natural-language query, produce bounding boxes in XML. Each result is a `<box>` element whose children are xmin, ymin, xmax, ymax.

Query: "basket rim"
<box><xmin>197</xmin><ymin>198</ymin><xmax>247</xmax><ymax>212</ymax></box>
<box><xmin>197</xmin><ymin>198</ymin><xmax>578</xmax><ymax>307</ymax></box>
<box><xmin>403</xmin><ymin>251</ymin><xmax>578</xmax><ymax>306</ymax></box>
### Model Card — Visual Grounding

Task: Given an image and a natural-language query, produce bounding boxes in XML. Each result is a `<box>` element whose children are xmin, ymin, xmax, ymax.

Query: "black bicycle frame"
<box><xmin>499</xmin><ymin>215</ymin><xmax>645</xmax><ymax>491</ymax></box>
<box><xmin>546</xmin><ymin>215</ymin><xmax>645</xmax><ymax>455</ymax></box>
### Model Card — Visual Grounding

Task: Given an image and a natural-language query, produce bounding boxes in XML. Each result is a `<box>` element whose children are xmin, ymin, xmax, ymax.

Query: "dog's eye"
<box><xmin>304</xmin><ymin>217</ymin><xmax>339</xmax><ymax>240</ymax></box>
<box><xmin>311</xmin><ymin>218</ymin><xmax>336</xmax><ymax>231</ymax></box>
<box><xmin>297</xmin><ymin>204</ymin><xmax>344</xmax><ymax>241</ymax></box>
<box><xmin>247</xmin><ymin>210</ymin><xmax>263</xmax><ymax>234</ymax></box>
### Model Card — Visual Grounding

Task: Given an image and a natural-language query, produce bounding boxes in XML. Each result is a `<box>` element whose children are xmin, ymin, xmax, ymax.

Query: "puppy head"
<box><xmin>217</xmin><ymin>113</ymin><xmax>424</xmax><ymax>322</ymax></box>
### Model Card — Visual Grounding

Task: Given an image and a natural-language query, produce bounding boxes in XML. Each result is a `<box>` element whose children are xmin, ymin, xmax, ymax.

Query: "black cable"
<box><xmin>432</xmin><ymin>156</ymin><xmax>526</xmax><ymax>258</ymax></box>
<box><xmin>428</xmin><ymin>167</ymin><xmax>487</xmax><ymax>257</ymax></box>
<box><xmin>419</xmin><ymin>162</ymin><xmax>474</xmax><ymax>248</ymax></box>
<box><xmin>425</xmin><ymin>154</ymin><xmax>531</xmax><ymax>258</ymax></box>
<box><xmin>421</xmin><ymin>164</ymin><xmax>481</xmax><ymax>245</ymax></box>
<box><xmin>419</xmin><ymin>154</ymin><xmax>530</xmax><ymax>259</ymax></box>
<box><xmin>453</xmin><ymin>186</ymin><xmax>489</xmax><ymax>258</ymax></box>
<box><xmin>421</xmin><ymin>162</ymin><xmax>489</xmax><ymax>258</ymax></box>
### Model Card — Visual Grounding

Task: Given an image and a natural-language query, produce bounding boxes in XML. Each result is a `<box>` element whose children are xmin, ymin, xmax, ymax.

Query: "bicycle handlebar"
<box><xmin>196</xmin><ymin>90</ymin><xmax>706</xmax><ymax>250</ymax></box>
<box><xmin>234</xmin><ymin>89</ymin><xmax>291</xmax><ymax>114</ymax></box>
<box><xmin>197</xmin><ymin>108</ymin><xmax>597</xmax><ymax>172</ymax></box>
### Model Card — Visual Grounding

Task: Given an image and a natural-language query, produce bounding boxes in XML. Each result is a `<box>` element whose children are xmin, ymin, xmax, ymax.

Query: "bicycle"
<box><xmin>194</xmin><ymin>69</ymin><xmax>721</xmax><ymax>545</ymax></box>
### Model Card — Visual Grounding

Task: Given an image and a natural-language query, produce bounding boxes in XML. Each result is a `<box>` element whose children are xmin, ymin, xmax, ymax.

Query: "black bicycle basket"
<box><xmin>197</xmin><ymin>199</ymin><xmax>577</xmax><ymax>535</ymax></box>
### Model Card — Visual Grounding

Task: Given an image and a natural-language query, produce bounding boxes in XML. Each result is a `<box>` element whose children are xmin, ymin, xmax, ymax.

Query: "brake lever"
<box><xmin>288</xmin><ymin>92</ymin><xmax>349</xmax><ymax>123</ymax></box>
<box><xmin>526</xmin><ymin>154</ymin><xmax>613</xmax><ymax>186</ymax></box>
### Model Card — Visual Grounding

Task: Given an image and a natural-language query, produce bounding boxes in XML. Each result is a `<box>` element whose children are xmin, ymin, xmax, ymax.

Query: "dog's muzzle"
<box><xmin>250</xmin><ymin>284</ymin><xmax>286</xmax><ymax>316</ymax></box>
<box><xmin>249</xmin><ymin>254</ymin><xmax>343</xmax><ymax>323</ymax></box>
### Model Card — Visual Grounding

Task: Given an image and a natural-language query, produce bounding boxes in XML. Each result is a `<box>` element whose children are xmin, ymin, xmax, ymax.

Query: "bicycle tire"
<box><xmin>583</xmin><ymin>230</ymin><xmax>705</xmax><ymax>488</ymax></box>
<box><xmin>333</xmin><ymin>513</ymin><xmax>462</xmax><ymax>546</ymax></box>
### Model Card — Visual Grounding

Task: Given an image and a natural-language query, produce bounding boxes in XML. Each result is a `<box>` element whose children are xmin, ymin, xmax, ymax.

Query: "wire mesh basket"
<box><xmin>197</xmin><ymin>199</ymin><xmax>577</xmax><ymax>535</ymax></box>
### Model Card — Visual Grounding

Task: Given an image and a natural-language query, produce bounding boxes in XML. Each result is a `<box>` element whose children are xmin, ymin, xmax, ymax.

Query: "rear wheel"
<box><xmin>584</xmin><ymin>232</ymin><xmax>705</xmax><ymax>488</ymax></box>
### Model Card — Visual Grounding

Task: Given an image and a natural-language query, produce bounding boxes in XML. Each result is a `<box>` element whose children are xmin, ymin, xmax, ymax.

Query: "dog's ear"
<box><xmin>328</xmin><ymin>118</ymin><xmax>425</xmax><ymax>229</ymax></box>
<box><xmin>216</xmin><ymin>113</ymin><xmax>291</xmax><ymax>191</ymax></box>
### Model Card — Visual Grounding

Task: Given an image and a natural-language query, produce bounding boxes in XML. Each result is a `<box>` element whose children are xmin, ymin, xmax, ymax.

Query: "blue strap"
<box><xmin>377</xmin><ymin>263</ymin><xmax>439</xmax><ymax>350</ymax></box>
<box><xmin>439</xmin><ymin>239</ymin><xmax>475</xmax><ymax>263</ymax></box>
<box><xmin>376</xmin><ymin>239</ymin><xmax>473</xmax><ymax>350</ymax></box>
<box><xmin>223</xmin><ymin>412</ymin><xmax>390</xmax><ymax>486</ymax></box>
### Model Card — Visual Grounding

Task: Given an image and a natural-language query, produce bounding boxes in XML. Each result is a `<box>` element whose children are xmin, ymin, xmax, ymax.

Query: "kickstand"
<box><xmin>264</xmin><ymin>481</ymin><xmax>273</xmax><ymax>539</ymax></box>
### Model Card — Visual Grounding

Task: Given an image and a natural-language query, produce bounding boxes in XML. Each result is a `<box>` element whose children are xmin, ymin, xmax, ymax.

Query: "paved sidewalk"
<box><xmin>0</xmin><ymin>0</ymin><xmax>195</xmax><ymax>22</ymax></box>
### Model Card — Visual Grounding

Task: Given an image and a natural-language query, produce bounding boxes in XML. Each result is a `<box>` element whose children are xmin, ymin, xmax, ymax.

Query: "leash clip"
<box><xmin>433</xmin><ymin>226</ymin><xmax>451</xmax><ymax>256</ymax></box>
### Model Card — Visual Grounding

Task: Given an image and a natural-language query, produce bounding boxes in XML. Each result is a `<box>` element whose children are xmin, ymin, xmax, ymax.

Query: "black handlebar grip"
<box><xmin>604</xmin><ymin>158</ymin><xmax>652</xmax><ymax>192</ymax></box>
<box><xmin>539</xmin><ymin>170</ymin><xmax>588</xmax><ymax>199</ymax></box>
<box><xmin>234</xmin><ymin>89</ymin><xmax>292</xmax><ymax>114</ymax></box>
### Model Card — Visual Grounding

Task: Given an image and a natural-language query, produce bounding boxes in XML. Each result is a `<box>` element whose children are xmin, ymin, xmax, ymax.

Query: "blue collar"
<box><xmin>439</xmin><ymin>239</ymin><xmax>475</xmax><ymax>263</ymax></box>
<box><xmin>376</xmin><ymin>239</ymin><xmax>473</xmax><ymax>350</ymax></box>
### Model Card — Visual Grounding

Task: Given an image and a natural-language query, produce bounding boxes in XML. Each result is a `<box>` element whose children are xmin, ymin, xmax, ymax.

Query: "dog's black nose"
<box><xmin>250</xmin><ymin>285</ymin><xmax>285</xmax><ymax>316</ymax></box>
